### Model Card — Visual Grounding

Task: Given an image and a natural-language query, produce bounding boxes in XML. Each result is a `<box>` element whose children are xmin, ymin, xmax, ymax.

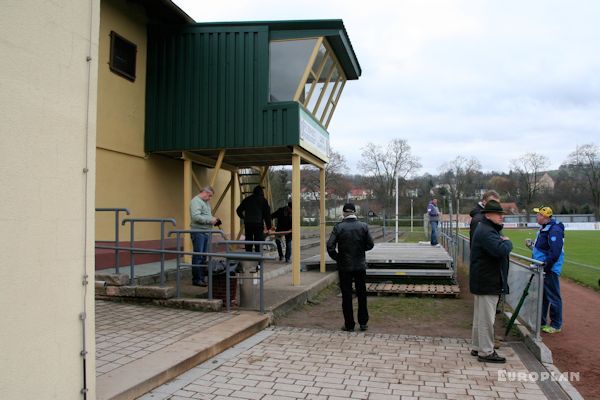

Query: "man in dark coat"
<box><xmin>271</xmin><ymin>201</ymin><xmax>292</xmax><ymax>262</ymax></box>
<box><xmin>470</xmin><ymin>200</ymin><xmax>512</xmax><ymax>363</ymax></box>
<box><xmin>236</xmin><ymin>186</ymin><xmax>272</xmax><ymax>252</ymax></box>
<box><xmin>327</xmin><ymin>203</ymin><xmax>375</xmax><ymax>332</ymax></box>
<box><xmin>469</xmin><ymin>190</ymin><xmax>501</xmax><ymax>246</ymax></box>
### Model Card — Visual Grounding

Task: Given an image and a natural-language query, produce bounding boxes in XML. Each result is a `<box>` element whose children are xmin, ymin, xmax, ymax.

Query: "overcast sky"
<box><xmin>174</xmin><ymin>0</ymin><xmax>600</xmax><ymax>175</ymax></box>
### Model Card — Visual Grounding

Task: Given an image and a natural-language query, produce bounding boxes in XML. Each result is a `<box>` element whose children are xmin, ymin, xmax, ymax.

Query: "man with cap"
<box><xmin>470</xmin><ymin>200</ymin><xmax>512</xmax><ymax>363</ymax></box>
<box><xmin>327</xmin><ymin>203</ymin><xmax>375</xmax><ymax>332</ymax></box>
<box><xmin>236</xmin><ymin>185</ymin><xmax>272</xmax><ymax>252</ymax></box>
<box><xmin>526</xmin><ymin>206</ymin><xmax>565</xmax><ymax>334</ymax></box>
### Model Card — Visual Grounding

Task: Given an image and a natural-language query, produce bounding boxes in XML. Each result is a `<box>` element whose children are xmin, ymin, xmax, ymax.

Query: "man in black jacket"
<box><xmin>271</xmin><ymin>201</ymin><xmax>292</xmax><ymax>262</ymax></box>
<box><xmin>470</xmin><ymin>200</ymin><xmax>512</xmax><ymax>363</ymax></box>
<box><xmin>469</xmin><ymin>190</ymin><xmax>500</xmax><ymax>246</ymax></box>
<box><xmin>236</xmin><ymin>186</ymin><xmax>272</xmax><ymax>252</ymax></box>
<box><xmin>327</xmin><ymin>203</ymin><xmax>375</xmax><ymax>332</ymax></box>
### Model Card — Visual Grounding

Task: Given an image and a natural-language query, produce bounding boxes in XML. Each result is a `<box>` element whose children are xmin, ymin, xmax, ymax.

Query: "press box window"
<box><xmin>109</xmin><ymin>31</ymin><xmax>137</xmax><ymax>81</ymax></box>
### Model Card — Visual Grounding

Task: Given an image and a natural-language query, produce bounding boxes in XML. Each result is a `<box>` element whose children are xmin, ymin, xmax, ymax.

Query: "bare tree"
<box><xmin>438</xmin><ymin>156</ymin><xmax>482</xmax><ymax>212</ymax></box>
<box><xmin>510</xmin><ymin>152</ymin><xmax>549</xmax><ymax>215</ymax></box>
<box><xmin>269</xmin><ymin>167</ymin><xmax>290</xmax><ymax>207</ymax></box>
<box><xmin>302</xmin><ymin>150</ymin><xmax>349</xmax><ymax>200</ymax></box>
<box><xmin>488</xmin><ymin>175</ymin><xmax>516</xmax><ymax>200</ymax></box>
<box><xmin>358</xmin><ymin>139</ymin><xmax>421</xmax><ymax>215</ymax></box>
<box><xmin>564</xmin><ymin>143</ymin><xmax>600</xmax><ymax>219</ymax></box>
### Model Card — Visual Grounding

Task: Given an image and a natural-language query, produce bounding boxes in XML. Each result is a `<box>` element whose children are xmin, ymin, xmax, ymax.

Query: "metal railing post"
<box><xmin>174</xmin><ymin>232</ymin><xmax>182</xmax><ymax>298</ymax></box>
<box><xmin>214</xmin><ymin>240</ymin><xmax>276</xmax><ymax>313</ymax></box>
<box><xmin>535</xmin><ymin>265</ymin><xmax>544</xmax><ymax>341</ymax></box>
<box><xmin>128</xmin><ymin>220</ymin><xmax>135</xmax><ymax>284</ymax></box>
<box><xmin>95</xmin><ymin>207</ymin><xmax>130</xmax><ymax>273</ymax></box>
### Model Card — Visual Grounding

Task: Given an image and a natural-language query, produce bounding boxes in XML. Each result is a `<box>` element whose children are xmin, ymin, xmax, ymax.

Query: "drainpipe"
<box><xmin>80</xmin><ymin>1</ymin><xmax>98</xmax><ymax>398</ymax></box>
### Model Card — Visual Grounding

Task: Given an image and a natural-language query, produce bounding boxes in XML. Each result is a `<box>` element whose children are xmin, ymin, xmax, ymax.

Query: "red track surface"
<box><xmin>542</xmin><ymin>278</ymin><xmax>600</xmax><ymax>399</ymax></box>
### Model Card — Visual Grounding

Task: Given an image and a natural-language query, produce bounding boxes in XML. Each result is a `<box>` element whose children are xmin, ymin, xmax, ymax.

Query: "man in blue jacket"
<box><xmin>528</xmin><ymin>206</ymin><xmax>565</xmax><ymax>334</ymax></box>
<box><xmin>470</xmin><ymin>200</ymin><xmax>513</xmax><ymax>363</ymax></box>
<box><xmin>427</xmin><ymin>198</ymin><xmax>440</xmax><ymax>246</ymax></box>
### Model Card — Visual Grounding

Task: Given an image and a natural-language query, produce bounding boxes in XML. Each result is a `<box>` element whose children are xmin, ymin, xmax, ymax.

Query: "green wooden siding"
<box><xmin>146</xmin><ymin>25</ymin><xmax>301</xmax><ymax>152</ymax></box>
<box><xmin>145</xmin><ymin>20</ymin><xmax>360</xmax><ymax>155</ymax></box>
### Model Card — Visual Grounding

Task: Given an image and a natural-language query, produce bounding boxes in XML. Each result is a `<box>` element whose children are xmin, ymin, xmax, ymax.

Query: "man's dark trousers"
<box><xmin>244</xmin><ymin>223</ymin><xmax>265</xmax><ymax>252</ymax></box>
<box><xmin>191</xmin><ymin>232</ymin><xmax>208</xmax><ymax>284</ymax></box>
<box><xmin>339</xmin><ymin>269</ymin><xmax>368</xmax><ymax>330</ymax></box>
<box><xmin>276</xmin><ymin>233</ymin><xmax>292</xmax><ymax>261</ymax></box>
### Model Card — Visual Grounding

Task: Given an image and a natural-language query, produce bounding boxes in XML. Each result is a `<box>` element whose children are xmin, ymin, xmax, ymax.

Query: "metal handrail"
<box><xmin>95</xmin><ymin>207</ymin><xmax>130</xmax><ymax>273</ymax></box>
<box><xmin>168</xmin><ymin>229</ymin><xmax>228</xmax><ymax>300</ymax></box>
<box><xmin>121</xmin><ymin>218</ymin><xmax>177</xmax><ymax>286</ymax></box>
<box><xmin>214</xmin><ymin>240</ymin><xmax>277</xmax><ymax>313</ymax></box>
<box><xmin>94</xmin><ymin>244</ymin><xmax>276</xmax><ymax>313</ymax></box>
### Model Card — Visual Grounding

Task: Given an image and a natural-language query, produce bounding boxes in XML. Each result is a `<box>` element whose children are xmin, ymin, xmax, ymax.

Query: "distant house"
<box><xmin>300</xmin><ymin>187</ymin><xmax>319</xmax><ymax>200</ymax></box>
<box><xmin>473</xmin><ymin>188</ymin><xmax>487</xmax><ymax>199</ymax></box>
<box><xmin>501</xmin><ymin>202</ymin><xmax>520</xmax><ymax>215</ymax></box>
<box><xmin>348</xmin><ymin>188</ymin><xmax>372</xmax><ymax>200</ymax></box>
<box><xmin>538</xmin><ymin>172</ymin><xmax>555</xmax><ymax>191</ymax></box>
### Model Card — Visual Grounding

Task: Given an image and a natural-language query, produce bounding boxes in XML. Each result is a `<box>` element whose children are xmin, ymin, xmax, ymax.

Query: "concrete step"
<box><xmin>96</xmin><ymin>311</ymin><xmax>269</xmax><ymax>400</ymax></box>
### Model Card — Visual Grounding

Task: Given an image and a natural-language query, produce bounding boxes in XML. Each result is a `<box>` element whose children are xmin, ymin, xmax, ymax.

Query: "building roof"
<box><xmin>192</xmin><ymin>19</ymin><xmax>361</xmax><ymax>80</ymax></box>
<box><xmin>140</xmin><ymin>0</ymin><xmax>194</xmax><ymax>24</ymax></box>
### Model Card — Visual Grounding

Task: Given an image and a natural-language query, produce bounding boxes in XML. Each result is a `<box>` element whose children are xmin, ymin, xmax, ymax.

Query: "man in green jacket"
<box><xmin>190</xmin><ymin>186</ymin><xmax>219</xmax><ymax>286</ymax></box>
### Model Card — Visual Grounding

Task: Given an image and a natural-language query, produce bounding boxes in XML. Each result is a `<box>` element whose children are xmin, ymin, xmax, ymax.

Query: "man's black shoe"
<box><xmin>477</xmin><ymin>351</ymin><xmax>506</xmax><ymax>363</ymax></box>
<box><xmin>470</xmin><ymin>350</ymin><xmax>478</xmax><ymax>356</ymax></box>
<box><xmin>192</xmin><ymin>280</ymin><xmax>207</xmax><ymax>287</ymax></box>
<box><xmin>359</xmin><ymin>325</ymin><xmax>368</xmax><ymax>331</ymax></box>
<box><xmin>341</xmin><ymin>326</ymin><xmax>354</xmax><ymax>332</ymax></box>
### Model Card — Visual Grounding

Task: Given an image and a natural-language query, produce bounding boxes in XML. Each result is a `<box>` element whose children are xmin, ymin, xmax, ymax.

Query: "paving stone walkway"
<box><xmin>140</xmin><ymin>326</ymin><xmax>549</xmax><ymax>400</ymax></box>
<box><xmin>95</xmin><ymin>300</ymin><xmax>234</xmax><ymax>376</ymax></box>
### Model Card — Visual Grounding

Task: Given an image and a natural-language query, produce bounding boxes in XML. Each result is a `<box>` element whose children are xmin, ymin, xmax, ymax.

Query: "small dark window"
<box><xmin>109</xmin><ymin>31</ymin><xmax>137</xmax><ymax>81</ymax></box>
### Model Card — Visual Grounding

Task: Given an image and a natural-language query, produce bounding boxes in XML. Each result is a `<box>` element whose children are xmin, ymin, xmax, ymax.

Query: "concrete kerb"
<box><xmin>503</xmin><ymin>310</ymin><xmax>553</xmax><ymax>364</ymax></box>
<box><xmin>510</xmin><ymin>320</ymin><xmax>583</xmax><ymax>400</ymax></box>
<box><xmin>543</xmin><ymin>361</ymin><xmax>586</xmax><ymax>400</ymax></box>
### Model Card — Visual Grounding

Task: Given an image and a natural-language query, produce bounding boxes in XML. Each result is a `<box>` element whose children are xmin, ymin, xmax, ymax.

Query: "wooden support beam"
<box><xmin>209</xmin><ymin>149</ymin><xmax>226</xmax><ymax>187</ymax></box>
<box><xmin>293</xmin><ymin>146</ymin><xmax>326</xmax><ymax>169</ymax></box>
<box><xmin>182</xmin><ymin>151</ymin><xmax>236</xmax><ymax>172</ymax></box>
<box><xmin>230</xmin><ymin>171</ymin><xmax>238</xmax><ymax>240</ymax></box>
<box><xmin>258</xmin><ymin>166</ymin><xmax>269</xmax><ymax>185</ymax></box>
<box><xmin>320</xmin><ymin>167</ymin><xmax>326</xmax><ymax>273</ymax></box>
<box><xmin>183</xmin><ymin>159</ymin><xmax>192</xmax><ymax>263</ymax></box>
<box><xmin>213</xmin><ymin>179</ymin><xmax>231</xmax><ymax>214</ymax></box>
<box><xmin>191</xmin><ymin>169</ymin><xmax>202</xmax><ymax>192</ymax></box>
<box><xmin>292</xmin><ymin>154</ymin><xmax>301</xmax><ymax>285</ymax></box>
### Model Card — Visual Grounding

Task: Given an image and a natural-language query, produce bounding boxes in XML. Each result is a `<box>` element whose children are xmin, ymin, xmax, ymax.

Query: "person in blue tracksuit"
<box><xmin>527</xmin><ymin>206</ymin><xmax>565</xmax><ymax>334</ymax></box>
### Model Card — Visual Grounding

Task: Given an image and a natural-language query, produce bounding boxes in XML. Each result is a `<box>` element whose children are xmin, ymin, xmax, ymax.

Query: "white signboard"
<box><xmin>299</xmin><ymin>107</ymin><xmax>329</xmax><ymax>162</ymax></box>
